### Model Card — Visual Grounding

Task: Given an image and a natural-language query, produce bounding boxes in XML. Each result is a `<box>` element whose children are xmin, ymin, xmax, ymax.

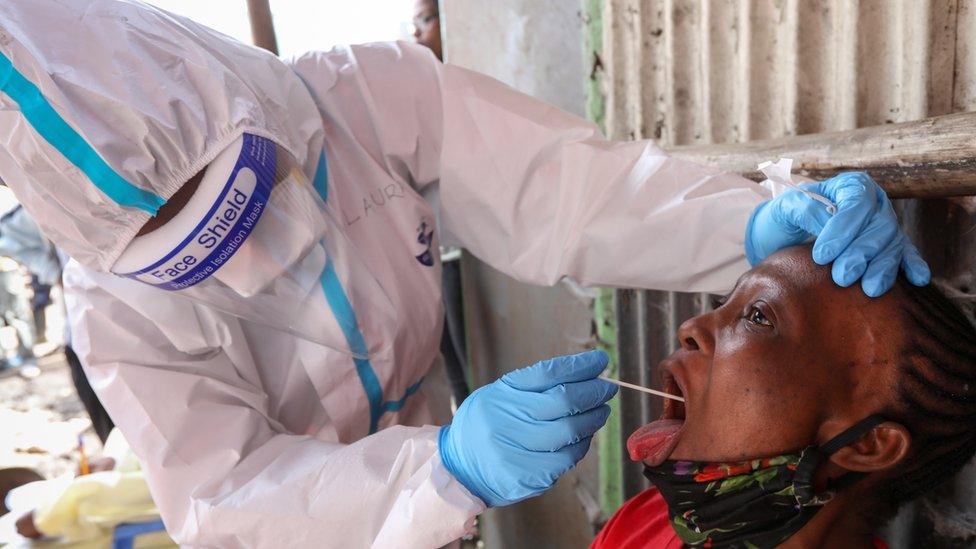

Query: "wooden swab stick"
<box><xmin>600</xmin><ymin>376</ymin><xmax>685</xmax><ymax>402</ymax></box>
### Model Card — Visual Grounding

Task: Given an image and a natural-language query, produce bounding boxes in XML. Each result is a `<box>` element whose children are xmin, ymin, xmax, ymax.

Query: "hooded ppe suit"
<box><xmin>0</xmin><ymin>1</ymin><xmax>770</xmax><ymax>546</ymax></box>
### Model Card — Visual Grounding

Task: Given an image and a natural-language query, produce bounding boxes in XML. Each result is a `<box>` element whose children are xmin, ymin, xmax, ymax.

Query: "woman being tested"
<box><xmin>0</xmin><ymin>1</ymin><xmax>930</xmax><ymax>547</ymax></box>
<box><xmin>593</xmin><ymin>246</ymin><xmax>976</xmax><ymax>548</ymax></box>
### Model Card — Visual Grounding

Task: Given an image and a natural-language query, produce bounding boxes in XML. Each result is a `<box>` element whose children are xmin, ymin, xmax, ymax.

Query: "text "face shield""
<box><xmin>112</xmin><ymin>133</ymin><xmax>396</xmax><ymax>359</ymax></box>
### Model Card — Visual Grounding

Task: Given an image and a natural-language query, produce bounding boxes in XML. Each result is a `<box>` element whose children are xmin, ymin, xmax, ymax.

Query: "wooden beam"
<box><xmin>667</xmin><ymin>111</ymin><xmax>976</xmax><ymax>199</ymax></box>
<box><xmin>246</xmin><ymin>0</ymin><xmax>278</xmax><ymax>55</ymax></box>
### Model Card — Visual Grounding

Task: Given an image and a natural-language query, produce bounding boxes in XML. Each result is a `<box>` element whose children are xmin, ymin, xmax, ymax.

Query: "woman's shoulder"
<box><xmin>591</xmin><ymin>487</ymin><xmax>684</xmax><ymax>549</ymax></box>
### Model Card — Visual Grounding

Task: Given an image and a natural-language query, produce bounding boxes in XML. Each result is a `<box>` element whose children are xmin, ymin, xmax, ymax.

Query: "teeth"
<box><xmin>662</xmin><ymin>372</ymin><xmax>686</xmax><ymax>420</ymax></box>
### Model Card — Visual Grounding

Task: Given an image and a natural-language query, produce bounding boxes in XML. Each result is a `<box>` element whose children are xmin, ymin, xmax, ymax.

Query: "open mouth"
<box><xmin>625</xmin><ymin>367</ymin><xmax>686</xmax><ymax>466</ymax></box>
<box><xmin>660</xmin><ymin>370</ymin><xmax>686</xmax><ymax>422</ymax></box>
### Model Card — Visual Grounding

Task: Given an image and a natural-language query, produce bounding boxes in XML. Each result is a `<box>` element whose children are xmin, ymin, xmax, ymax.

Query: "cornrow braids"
<box><xmin>873</xmin><ymin>278</ymin><xmax>976</xmax><ymax>518</ymax></box>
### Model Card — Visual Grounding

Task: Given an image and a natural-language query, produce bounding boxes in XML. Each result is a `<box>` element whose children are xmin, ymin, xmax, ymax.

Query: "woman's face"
<box><xmin>642</xmin><ymin>246</ymin><xmax>905</xmax><ymax>464</ymax></box>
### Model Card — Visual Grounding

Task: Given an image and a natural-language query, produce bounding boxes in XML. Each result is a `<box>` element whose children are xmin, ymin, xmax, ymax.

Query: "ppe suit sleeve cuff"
<box><xmin>372</xmin><ymin>426</ymin><xmax>485</xmax><ymax>548</ymax></box>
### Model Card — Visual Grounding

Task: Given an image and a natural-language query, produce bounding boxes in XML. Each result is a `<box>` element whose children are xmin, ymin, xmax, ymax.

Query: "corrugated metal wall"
<box><xmin>601</xmin><ymin>1</ymin><xmax>976</xmax><ymax>546</ymax></box>
<box><xmin>604</xmin><ymin>0</ymin><xmax>967</xmax><ymax>141</ymax></box>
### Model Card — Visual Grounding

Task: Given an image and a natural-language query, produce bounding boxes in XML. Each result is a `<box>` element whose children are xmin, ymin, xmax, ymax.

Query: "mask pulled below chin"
<box><xmin>642</xmin><ymin>414</ymin><xmax>886</xmax><ymax>549</ymax></box>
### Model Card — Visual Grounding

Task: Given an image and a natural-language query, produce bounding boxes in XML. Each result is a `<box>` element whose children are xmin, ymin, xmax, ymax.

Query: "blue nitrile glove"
<box><xmin>438</xmin><ymin>350</ymin><xmax>617</xmax><ymax>507</ymax></box>
<box><xmin>745</xmin><ymin>172</ymin><xmax>930</xmax><ymax>297</ymax></box>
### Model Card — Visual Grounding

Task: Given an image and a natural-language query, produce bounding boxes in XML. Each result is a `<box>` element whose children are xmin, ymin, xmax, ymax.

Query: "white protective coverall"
<box><xmin>0</xmin><ymin>1</ymin><xmax>769</xmax><ymax>547</ymax></box>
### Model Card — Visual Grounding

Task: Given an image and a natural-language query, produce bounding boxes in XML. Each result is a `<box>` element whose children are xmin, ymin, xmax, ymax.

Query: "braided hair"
<box><xmin>872</xmin><ymin>278</ymin><xmax>976</xmax><ymax>519</ymax></box>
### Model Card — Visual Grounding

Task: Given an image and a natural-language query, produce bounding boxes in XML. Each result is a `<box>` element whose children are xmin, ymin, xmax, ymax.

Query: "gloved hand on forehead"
<box><xmin>438</xmin><ymin>350</ymin><xmax>617</xmax><ymax>507</ymax></box>
<box><xmin>745</xmin><ymin>172</ymin><xmax>931</xmax><ymax>297</ymax></box>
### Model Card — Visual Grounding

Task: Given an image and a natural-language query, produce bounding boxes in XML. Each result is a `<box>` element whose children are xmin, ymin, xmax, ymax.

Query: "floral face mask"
<box><xmin>642</xmin><ymin>415</ymin><xmax>886</xmax><ymax>549</ymax></box>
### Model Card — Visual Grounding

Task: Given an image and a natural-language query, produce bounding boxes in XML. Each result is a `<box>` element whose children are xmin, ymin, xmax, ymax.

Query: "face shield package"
<box><xmin>112</xmin><ymin>133</ymin><xmax>395</xmax><ymax>358</ymax></box>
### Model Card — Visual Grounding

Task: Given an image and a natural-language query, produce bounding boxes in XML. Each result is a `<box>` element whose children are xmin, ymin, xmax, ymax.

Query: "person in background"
<box><xmin>413</xmin><ymin>0</ymin><xmax>442</xmax><ymax>61</ymax></box>
<box><xmin>27</xmin><ymin>277</ymin><xmax>50</xmax><ymax>345</ymax></box>
<box><xmin>0</xmin><ymin>258</ymin><xmax>33</xmax><ymax>368</ymax></box>
<box><xmin>0</xmin><ymin>206</ymin><xmax>61</xmax><ymax>340</ymax></box>
<box><xmin>0</xmin><ymin>205</ymin><xmax>114</xmax><ymax>443</ymax></box>
<box><xmin>0</xmin><ymin>206</ymin><xmax>56</xmax><ymax>362</ymax></box>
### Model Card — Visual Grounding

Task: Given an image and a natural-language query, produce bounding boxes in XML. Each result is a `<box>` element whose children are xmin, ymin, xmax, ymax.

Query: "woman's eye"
<box><xmin>746</xmin><ymin>306</ymin><xmax>772</xmax><ymax>327</ymax></box>
<box><xmin>710</xmin><ymin>294</ymin><xmax>729</xmax><ymax>310</ymax></box>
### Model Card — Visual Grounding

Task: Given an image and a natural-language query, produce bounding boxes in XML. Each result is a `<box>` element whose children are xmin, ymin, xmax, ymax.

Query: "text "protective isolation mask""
<box><xmin>643</xmin><ymin>414</ymin><xmax>886</xmax><ymax>549</ymax></box>
<box><xmin>112</xmin><ymin>133</ymin><xmax>396</xmax><ymax>358</ymax></box>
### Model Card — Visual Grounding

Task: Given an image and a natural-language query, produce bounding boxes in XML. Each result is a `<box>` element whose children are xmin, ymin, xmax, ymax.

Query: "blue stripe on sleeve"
<box><xmin>0</xmin><ymin>51</ymin><xmax>164</xmax><ymax>214</ymax></box>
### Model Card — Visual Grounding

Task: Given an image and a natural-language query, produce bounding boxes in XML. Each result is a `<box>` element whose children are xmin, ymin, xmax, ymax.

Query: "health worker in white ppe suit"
<box><xmin>0</xmin><ymin>1</ymin><xmax>931</xmax><ymax>547</ymax></box>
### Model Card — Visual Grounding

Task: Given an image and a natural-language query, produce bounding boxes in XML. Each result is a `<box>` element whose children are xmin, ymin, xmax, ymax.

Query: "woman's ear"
<box><xmin>829</xmin><ymin>421</ymin><xmax>911</xmax><ymax>473</ymax></box>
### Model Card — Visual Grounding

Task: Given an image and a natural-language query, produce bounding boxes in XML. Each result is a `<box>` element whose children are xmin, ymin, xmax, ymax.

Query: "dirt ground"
<box><xmin>0</xmin><ymin>350</ymin><xmax>102</xmax><ymax>481</ymax></box>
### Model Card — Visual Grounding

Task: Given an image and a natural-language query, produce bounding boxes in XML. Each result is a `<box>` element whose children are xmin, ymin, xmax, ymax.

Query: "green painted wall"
<box><xmin>582</xmin><ymin>0</ymin><xmax>622</xmax><ymax>520</ymax></box>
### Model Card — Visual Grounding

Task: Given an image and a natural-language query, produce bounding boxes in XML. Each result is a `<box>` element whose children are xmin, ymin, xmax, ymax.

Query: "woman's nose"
<box><xmin>677</xmin><ymin>314</ymin><xmax>715</xmax><ymax>355</ymax></box>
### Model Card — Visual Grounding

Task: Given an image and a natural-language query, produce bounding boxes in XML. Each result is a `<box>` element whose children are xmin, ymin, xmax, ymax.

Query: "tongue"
<box><xmin>626</xmin><ymin>419</ymin><xmax>684</xmax><ymax>466</ymax></box>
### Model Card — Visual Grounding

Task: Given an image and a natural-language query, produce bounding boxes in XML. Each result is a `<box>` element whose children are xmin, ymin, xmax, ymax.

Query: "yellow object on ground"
<box><xmin>31</xmin><ymin>471</ymin><xmax>172</xmax><ymax>547</ymax></box>
<box><xmin>0</xmin><ymin>429</ymin><xmax>174</xmax><ymax>548</ymax></box>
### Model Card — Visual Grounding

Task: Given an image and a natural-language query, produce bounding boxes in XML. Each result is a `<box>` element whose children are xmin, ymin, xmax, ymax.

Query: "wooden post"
<box><xmin>246</xmin><ymin>0</ymin><xmax>278</xmax><ymax>55</ymax></box>
<box><xmin>667</xmin><ymin>111</ymin><xmax>976</xmax><ymax>198</ymax></box>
